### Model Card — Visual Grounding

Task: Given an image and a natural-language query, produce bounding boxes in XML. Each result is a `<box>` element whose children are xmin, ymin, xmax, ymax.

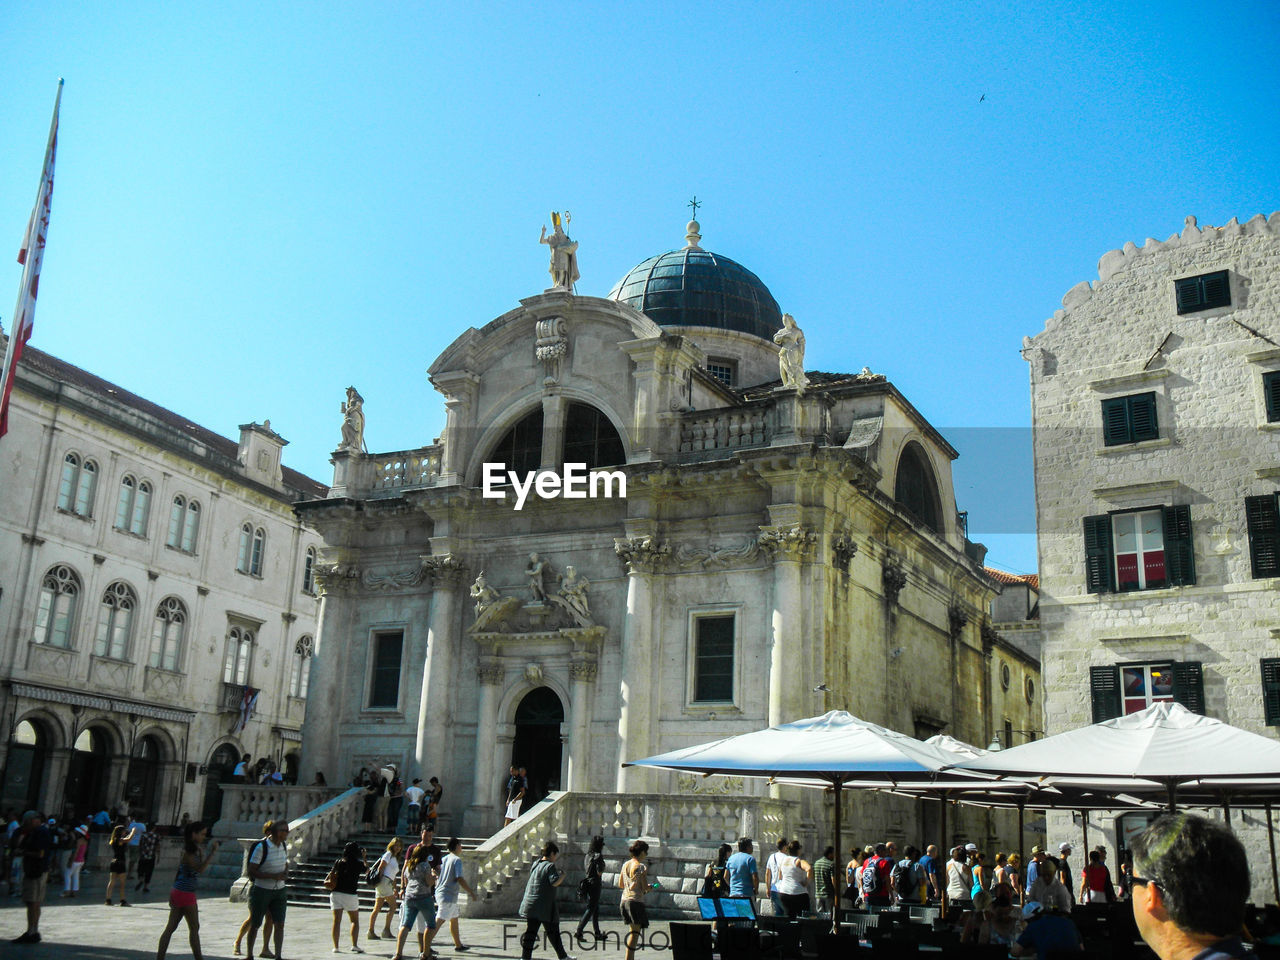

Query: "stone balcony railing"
<box><xmin>679</xmin><ymin>405</ymin><xmax>771</xmax><ymax>452</ymax></box>
<box><xmin>213</xmin><ymin>784</ymin><xmax>343</xmax><ymax>837</ymax></box>
<box><xmin>331</xmin><ymin>445</ymin><xmax>442</xmax><ymax>498</ymax></box>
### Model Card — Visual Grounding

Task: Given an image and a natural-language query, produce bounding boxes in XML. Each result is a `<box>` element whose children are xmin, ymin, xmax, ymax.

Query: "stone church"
<box><xmin>299</xmin><ymin>217</ymin><xmax>1037</xmax><ymax>843</ymax></box>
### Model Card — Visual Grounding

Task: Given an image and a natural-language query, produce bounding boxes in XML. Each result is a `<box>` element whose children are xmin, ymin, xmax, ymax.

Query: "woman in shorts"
<box><xmin>618</xmin><ymin>840</ymin><xmax>651</xmax><ymax>960</ymax></box>
<box><xmin>156</xmin><ymin>821</ymin><xmax>220</xmax><ymax>960</ymax></box>
<box><xmin>393</xmin><ymin>843</ymin><xmax>438</xmax><ymax>960</ymax></box>
<box><xmin>104</xmin><ymin>820</ymin><xmax>138</xmax><ymax>906</ymax></box>
<box><xmin>368</xmin><ymin>837</ymin><xmax>403</xmax><ymax>940</ymax></box>
<box><xmin>328</xmin><ymin>841</ymin><xmax>367</xmax><ymax>953</ymax></box>
<box><xmin>436</xmin><ymin>836</ymin><xmax>476</xmax><ymax>951</ymax></box>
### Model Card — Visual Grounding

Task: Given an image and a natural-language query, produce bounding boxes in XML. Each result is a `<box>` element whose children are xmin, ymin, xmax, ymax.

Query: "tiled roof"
<box><xmin>983</xmin><ymin>567</ymin><xmax>1039</xmax><ymax>590</ymax></box>
<box><xmin>20</xmin><ymin>346</ymin><xmax>328</xmax><ymax>500</ymax></box>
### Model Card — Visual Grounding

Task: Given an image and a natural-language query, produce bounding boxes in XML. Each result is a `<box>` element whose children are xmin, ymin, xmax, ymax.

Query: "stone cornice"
<box><xmin>10</xmin><ymin>680</ymin><xmax>195</xmax><ymax>724</ymax></box>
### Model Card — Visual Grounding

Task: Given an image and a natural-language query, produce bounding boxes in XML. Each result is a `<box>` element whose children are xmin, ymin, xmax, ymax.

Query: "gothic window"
<box><xmin>562</xmin><ymin>403</ymin><xmax>625</xmax><ymax>469</ymax></box>
<box><xmin>1090</xmin><ymin>661</ymin><xmax>1203</xmax><ymax>722</ymax></box>
<box><xmin>1083</xmin><ymin>506</ymin><xmax>1195</xmax><ymax>593</ymax></box>
<box><xmin>149</xmin><ymin>597</ymin><xmax>187</xmax><ymax>671</ymax></box>
<box><xmin>182</xmin><ymin>500</ymin><xmax>200</xmax><ymax>552</ymax></box>
<box><xmin>368</xmin><ymin>630</ymin><xmax>403</xmax><ymax>708</ymax></box>
<box><xmin>34</xmin><ymin>565</ymin><xmax>80</xmax><ymax>647</ymax></box>
<box><xmin>57</xmin><ymin>452</ymin><xmax>97</xmax><ymax>517</ymax></box>
<box><xmin>223</xmin><ymin>625</ymin><xmax>255</xmax><ymax>685</ymax></box>
<box><xmin>893</xmin><ymin>442</ymin><xmax>942</xmax><ymax>534</ymax></box>
<box><xmin>167</xmin><ymin>496</ymin><xmax>186</xmax><ymax>548</ymax></box>
<box><xmin>115</xmin><ymin>476</ymin><xmax>152</xmax><ymax>536</ymax></box>
<box><xmin>488</xmin><ymin>408</ymin><xmax>544</xmax><ymax>478</ymax></box>
<box><xmin>237</xmin><ymin>523</ymin><xmax>265</xmax><ymax>576</ymax></box>
<box><xmin>302</xmin><ymin>547</ymin><xmax>317</xmax><ymax>595</ymax></box>
<box><xmin>93</xmin><ymin>581</ymin><xmax>137</xmax><ymax>660</ymax></box>
<box><xmin>692</xmin><ymin>614</ymin><xmax>734</xmax><ymax>703</ymax></box>
<box><xmin>289</xmin><ymin>635</ymin><xmax>313</xmax><ymax>699</ymax></box>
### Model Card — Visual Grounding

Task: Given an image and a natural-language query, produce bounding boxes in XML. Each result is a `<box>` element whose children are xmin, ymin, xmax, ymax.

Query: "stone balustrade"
<box><xmin>212</xmin><ymin>784</ymin><xmax>344</xmax><ymax>839</ymax></box>
<box><xmin>368</xmin><ymin>447</ymin><xmax>441</xmax><ymax>491</ymax></box>
<box><xmin>679</xmin><ymin>406</ymin><xmax>770</xmax><ymax>453</ymax></box>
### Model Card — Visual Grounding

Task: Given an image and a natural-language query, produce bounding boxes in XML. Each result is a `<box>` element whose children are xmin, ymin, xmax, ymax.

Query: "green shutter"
<box><xmin>1162</xmin><ymin>504</ymin><xmax>1195</xmax><ymax>586</ymax></box>
<box><xmin>1101</xmin><ymin>398</ymin><xmax>1130</xmax><ymax>446</ymax></box>
<box><xmin>1130</xmin><ymin>394</ymin><xmax>1159</xmax><ymax>442</ymax></box>
<box><xmin>1265</xmin><ymin>372</ymin><xmax>1280</xmax><ymax>424</ymax></box>
<box><xmin>1200</xmin><ymin>271</ymin><xmax>1230</xmax><ymax>309</ymax></box>
<box><xmin>1175</xmin><ymin>278</ymin><xmax>1202</xmax><ymax>313</ymax></box>
<box><xmin>1262</xmin><ymin>659</ymin><xmax>1280</xmax><ymax>726</ymax></box>
<box><xmin>1090</xmin><ymin>665</ymin><xmax>1122</xmax><ymax>722</ymax></box>
<box><xmin>1172</xmin><ymin>661</ymin><xmax>1205</xmax><ymax>715</ymax></box>
<box><xmin>1083</xmin><ymin>515</ymin><xmax>1114</xmax><ymax>593</ymax></box>
<box><xmin>1246</xmin><ymin>495</ymin><xmax>1280</xmax><ymax>579</ymax></box>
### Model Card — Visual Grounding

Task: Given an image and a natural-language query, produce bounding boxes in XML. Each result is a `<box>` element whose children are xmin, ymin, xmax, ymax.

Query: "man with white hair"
<box><xmin>1129</xmin><ymin>813</ymin><xmax>1250</xmax><ymax>960</ymax></box>
<box><xmin>1011</xmin><ymin>900</ymin><xmax>1082</xmax><ymax>957</ymax></box>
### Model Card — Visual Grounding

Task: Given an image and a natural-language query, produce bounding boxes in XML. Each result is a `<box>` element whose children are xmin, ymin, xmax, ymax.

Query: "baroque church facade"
<box><xmin>300</xmin><ymin>218</ymin><xmax>1040</xmax><ymax>842</ymax></box>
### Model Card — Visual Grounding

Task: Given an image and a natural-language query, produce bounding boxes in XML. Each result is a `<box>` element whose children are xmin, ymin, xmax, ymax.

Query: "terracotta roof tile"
<box><xmin>983</xmin><ymin>566</ymin><xmax>1039</xmax><ymax>590</ymax></box>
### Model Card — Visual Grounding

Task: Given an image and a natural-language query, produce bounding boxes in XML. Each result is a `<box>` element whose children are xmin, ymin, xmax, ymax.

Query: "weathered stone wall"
<box><xmin>1025</xmin><ymin>213</ymin><xmax>1280</xmax><ymax>902</ymax></box>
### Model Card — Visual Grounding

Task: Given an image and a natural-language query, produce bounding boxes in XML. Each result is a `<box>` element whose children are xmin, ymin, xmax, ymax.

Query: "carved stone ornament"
<box><xmin>882</xmin><ymin>561</ymin><xmax>907</xmax><ymax>605</ymax></box>
<box><xmin>758</xmin><ymin>524</ymin><xmax>818</xmax><ymax>562</ymax></box>
<box><xmin>831</xmin><ymin>534</ymin><xmax>858</xmax><ymax>572</ymax></box>
<box><xmin>338</xmin><ymin>386</ymin><xmax>366</xmax><ymax>454</ymax></box>
<box><xmin>669</xmin><ymin>538</ymin><xmax>769</xmax><ymax>570</ymax></box>
<box><xmin>554</xmin><ymin>565</ymin><xmax>593</xmax><ymax>626</ymax></box>
<box><xmin>948</xmin><ymin>603</ymin><xmax>970</xmax><ymax>641</ymax></box>
<box><xmin>477</xmin><ymin>663</ymin><xmax>504</xmax><ymax>686</ymax></box>
<box><xmin>424</xmin><ymin>553</ymin><xmax>468</xmax><ymax>583</ymax></box>
<box><xmin>614</xmin><ymin>535</ymin><xmax>670</xmax><ymax>574</ymax></box>
<box><xmin>535</xmin><ymin>316</ymin><xmax>569</xmax><ymax>384</ymax></box>
<box><xmin>569</xmin><ymin>660</ymin><xmax>598</xmax><ymax>683</ymax></box>
<box><xmin>363</xmin><ymin>565</ymin><xmax>428</xmax><ymax>591</ymax></box>
<box><xmin>980</xmin><ymin>619</ymin><xmax>1000</xmax><ymax>654</ymax></box>
<box><xmin>677</xmin><ymin>774</ymin><xmax>745</xmax><ymax>795</ymax></box>
<box><xmin>524</xmin><ymin>662</ymin><xmax>544</xmax><ymax>686</ymax></box>
<box><xmin>313</xmin><ymin>561</ymin><xmax>361</xmax><ymax>594</ymax></box>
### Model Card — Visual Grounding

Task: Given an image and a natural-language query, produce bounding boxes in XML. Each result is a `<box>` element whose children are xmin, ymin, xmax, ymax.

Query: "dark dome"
<box><xmin>608</xmin><ymin>246</ymin><xmax>783</xmax><ymax>340</ymax></box>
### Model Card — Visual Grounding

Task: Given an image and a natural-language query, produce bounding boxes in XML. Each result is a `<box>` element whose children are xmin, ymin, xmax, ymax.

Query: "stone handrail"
<box><xmin>212</xmin><ymin>784</ymin><xmax>344</xmax><ymax>839</ymax></box>
<box><xmin>368</xmin><ymin>447</ymin><xmax>441</xmax><ymax>491</ymax></box>
<box><xmin>464</xmin><ymin>790</ymin><xmax>793</xmax><ymax>918</ymax></box>
<box><xmin>679</xmin><ymin>406</ymin><xmax>770</xmax><ymax>453</ymax></box>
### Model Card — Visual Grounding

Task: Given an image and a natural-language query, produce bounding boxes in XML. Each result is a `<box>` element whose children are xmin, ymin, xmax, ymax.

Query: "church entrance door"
<box><xmin>511</xmin><ymin>687</ymin><xmax>564</xmax><ymax>811</ymax></box>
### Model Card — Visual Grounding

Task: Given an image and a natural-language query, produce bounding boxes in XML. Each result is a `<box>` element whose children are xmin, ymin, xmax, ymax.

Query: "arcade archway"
<box><xmin>511</xmin><ymin>687</ymin><xmax>564</xmax><ymax>812</ymax></box>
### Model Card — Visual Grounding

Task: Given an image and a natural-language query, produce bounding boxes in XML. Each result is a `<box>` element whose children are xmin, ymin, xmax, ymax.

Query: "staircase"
<box><xmin>286</xmin><ymin>831</ymin><xmax>488</xmax><ymax>909</ymax></box>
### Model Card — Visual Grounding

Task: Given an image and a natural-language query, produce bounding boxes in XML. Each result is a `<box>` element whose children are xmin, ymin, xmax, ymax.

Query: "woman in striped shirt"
<box><xmin>156</xmin><ymin>820</ymin><xmax>220</xmax><ymax>960</ymax></box>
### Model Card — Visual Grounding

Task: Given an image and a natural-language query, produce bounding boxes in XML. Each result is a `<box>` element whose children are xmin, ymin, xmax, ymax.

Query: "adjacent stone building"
<box><xmin>300</xmin><ymin>218</ymin><xmax>1038</xmax><ymax>848</ymax></box>
<box><xmin>1023</xmin><ymin>212</ymin><xmax>1280</xmax><ymax>899</ymax></box>
<box><xmin>0</xmin><ymin>341</ymin><xmax>325</xmax><ymax>824</ymax></box>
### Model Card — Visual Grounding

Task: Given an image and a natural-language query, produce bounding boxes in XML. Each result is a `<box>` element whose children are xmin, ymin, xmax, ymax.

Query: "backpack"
<box><xmin>860</xmin><ymin>856</ymin><xmax>880</xmax><ymax>896</ymax></box>
<box><xmin>891</xmin><ymin>858</ymin><xmax>918</xmax><ymax>895</ymax></box>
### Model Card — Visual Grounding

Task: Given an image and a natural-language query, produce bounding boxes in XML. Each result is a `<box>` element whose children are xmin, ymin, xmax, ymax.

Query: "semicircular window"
<box><xmin>894</xmin><ymin>442</ymin><xmax>942</xmax><ymax>534</ymax></box>
<box><xmin>562</xmin><ymin>403</ymin><xmax>625</xmax><ymax>469</ymax></box>
<box><xmin>488</xmin><ymin>408</ymin><xmax>544</xmax><ymax>478</ymax></box>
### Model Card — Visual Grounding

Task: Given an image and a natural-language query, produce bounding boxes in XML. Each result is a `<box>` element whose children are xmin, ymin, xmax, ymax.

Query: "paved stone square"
<box><xmin>0</xmin><ymin>873</ymin><xmax>662</xmax><ymax>959</ymax></box>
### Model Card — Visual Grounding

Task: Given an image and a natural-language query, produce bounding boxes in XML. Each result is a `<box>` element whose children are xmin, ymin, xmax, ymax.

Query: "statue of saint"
<box><xmin>339</xmin><ymin>386</ymin><xmax>366</xmax><ymax>453</ymax></box>
<box><xmin>774</xmin><ymin>313</ymin><xmax>809</xmax><ymax>396</ymax></box>
<box><xmin>557</xmin><ymin>565</ymin><xmax>591</xmax><ymax>619</ymax></box>
<box><xmin>539</xmin><ymin>212</ymin><xmax>580</xmax><ymax>290</ymax></box>
<box><xmin>469</xmin><ymin>572</ymin><xmax>500</xmax><ymax>617</ymax></box>
<box><xmin>525</xmin><ymin>553</ymin><xmax>550</xmax><ymax>601</ymax></box>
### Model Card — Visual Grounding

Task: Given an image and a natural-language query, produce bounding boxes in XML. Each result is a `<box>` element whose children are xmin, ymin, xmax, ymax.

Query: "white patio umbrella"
<box><xmin>624</xmin><ymin>710</ymin><xmax>996</xmax><ymax>926</ymax></box>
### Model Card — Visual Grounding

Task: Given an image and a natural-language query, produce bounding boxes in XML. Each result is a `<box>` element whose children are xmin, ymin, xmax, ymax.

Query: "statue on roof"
<box><xmin>339</xmin><ymin>386</ymin><xmax>366</xmax><ymax>453</ymax></box>
<box><xmin>539</xmin><ymin>211</ymin><xmax>580</xmax><ymax>291</ymax></box>
<box><xmin>774</xmin><ymin>313</ymin><xmax>809</xmax><ymax>396</ymax></box>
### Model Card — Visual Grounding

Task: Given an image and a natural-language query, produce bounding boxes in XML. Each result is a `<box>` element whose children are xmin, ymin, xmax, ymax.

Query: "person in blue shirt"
<box><xmin>1012</xmin><ymin>901</ymin><xmax>1082</xmax><ymax>958</ymax></box>
<box><xmin>724</xmin><ymin>838</ymin><xmax>759</xmax><ymax>899</ymax></box>
<box><xmin>917</xmin><ymin>844</ymin><xmax>942</xmax><ymax>902</ymax></box>
<box><xmin>1025</xmin><ymin>846</ymin><xmax>1045</xmax><ymax>889</ymax></box>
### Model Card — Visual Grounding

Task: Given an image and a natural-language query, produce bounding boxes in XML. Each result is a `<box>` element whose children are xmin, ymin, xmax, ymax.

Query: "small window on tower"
<box><xmin>1174</xmin><ymin>270</ymin><xmax>1230</xmax><ymax>314</ymax></box>
<box><xmin>705</xmin><ymin>358</ymin><xmax>737</xmax><ymax>387</ymax></box>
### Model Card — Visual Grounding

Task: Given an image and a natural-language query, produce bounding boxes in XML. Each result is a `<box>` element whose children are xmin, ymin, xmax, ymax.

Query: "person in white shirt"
<box><xmin>367</xmin><ymin>837</ymin><xmax>404</xmax><ymax>941</ymax></box>
<box><xmin>245</xmin><ymin>820</ymin><xmax>291</xmax><ymax>960</ymax></box>
<box><xmin>774</xmin><ymin>840</ymin><xmax>813</xmax><ymax>917</ymax></box>
<box><xmin>764</xmin><ymin>836</ymin><xmax>789</xmax><ymax>917</ymax></box>
<box><xmin>435</xmin><ymin>836</ymin><xmax>476</xmax><ymax>951</ymax></box>
<box><xmin>404</xmin><ymin>779</ymin><xmax>427</xmax><ymax>834</ymax></box>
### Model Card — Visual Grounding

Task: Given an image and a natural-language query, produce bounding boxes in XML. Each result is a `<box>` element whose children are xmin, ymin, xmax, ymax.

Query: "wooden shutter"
<box><xmin>1246</xmin><ymin>494</ymin><xmax>1280</xmax><ymax>579</ymax></box>
<box><xmin>1083</xmin><ymin>515</ymin><xmax>1114</xmax><ymax>593</ymax></box>
<box><xmin>1265</xmin><ymin>372</ymin><xmax>1280</xmax><ymax>424</ymax></box>
<box><xmin>1171</xmin><ymin>661</ymin><xmax>1205</xmax><ymax>715</ymax></box>
<box><xmin>1199</xmin><ymin>271</ymin><xmax>1230</xmax><ymax>309</ymax></box>
<box><xmin>1262</xmin><ymin>659</ymin><xmax>1280</xmax><ymax>726</ymax></box>
<box><xmin>1090</xmin><ymin>666</ymin><xmax>1122</xmax><ymax>722</ymax></box>
<box><xmin>1101</xmin><ymin>398</ymin><xmax>1130</xmax><ymax>446</ymax></box>
<box><xmin>1162</xmin><ymin>504</ymin><xmax>1195</xmax><ymax>586</ymax></box>
<box><xmin>1130</xmin><ymin>394</ymin><xmax>1159</xmax><ymax>443</ymax></box>
<box><xmin>1175</xmin><ymin>278</ymin><xmax>1202</xmax><ymax>313</ymax></box>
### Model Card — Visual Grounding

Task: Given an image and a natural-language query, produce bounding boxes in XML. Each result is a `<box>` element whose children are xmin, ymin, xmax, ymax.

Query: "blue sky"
<box><xmin>3</xmin><ymin>1</ymin><xmax>1278</xmax><ymax>575</ymax></box>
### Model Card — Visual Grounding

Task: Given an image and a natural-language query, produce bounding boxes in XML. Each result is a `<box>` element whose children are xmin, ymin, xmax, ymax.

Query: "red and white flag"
<box><xmin>0</xmin><ymin>79</ymin><xmax>62</xmax><ymax>439</ymax></box>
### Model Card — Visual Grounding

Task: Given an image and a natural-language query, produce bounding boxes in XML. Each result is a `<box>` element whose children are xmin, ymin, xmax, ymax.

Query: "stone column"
<box><xmin>465</xmin><ymin>662</ymin><xmax>504</xmax><ymax>836</ymax></box>
<box><xmin>614</xmin><ymin>536</ymin><xmax>667</xmax><ymax>793</ymax></box>
<box><xmin>567</xmin><ymin>660</ymin><xmax>597</xmax><ymax>791</ymax></box>
<box><xmin>760</xmin><ymin>522</ymin><xmax>817</xmax><ymax>729</ymax></box>
<box><xmin>415</xmin><ymin>555</ymin><xmax>468</xmax><ymax>775</ymax></box>
<box><xmin>44</xmin><ymin>747</ymin><xmax>74</xmax><ymax>820</ymax></box>
<box><xmin>540</xmin><ymin>394</ymin><xmax>567</xmax><ymax>471</ymax></box>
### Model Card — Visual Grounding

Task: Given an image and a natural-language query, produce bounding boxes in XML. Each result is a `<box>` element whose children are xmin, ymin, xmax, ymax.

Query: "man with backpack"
<box><xmin>244</xmin><ymin>820</ymin><xmax>290</xmax><ymax>960</ymax></box>
<box><xmin>892</xmin><ymin>846</ymin><xmax>925</xmax><ymax>905</ymax></box>
<box><xmin>860</xmin><ymin>842</ymin><xmax>893</xmax><ymax>908</ymax></box>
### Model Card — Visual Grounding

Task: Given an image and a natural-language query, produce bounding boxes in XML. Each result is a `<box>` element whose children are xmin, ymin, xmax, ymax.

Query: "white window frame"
<box><xmin>93</xmin><ymin>581</ymin><xmax>137</xmax><ymax>660</ymax></box>
<box><xmin>302</xmin><ymin>546</ymin><xmax>317</xmax><ymax>595</ymax></box>
<box><xmin>115</xmin><ymin>475</ymin><xmax>151</xmax><ymax>536</ymax></box>
<box><xmin>289</xmin><ymin>635</ymin><xmax>313</xmax><ymax>699</ymax></box>
<box><xmin>223</xmin><ymin>624</ymin><xmax>256</xmax><ymax>685</ymax></box>
<box><xmin>57</xmin><ymin>452</ymin><xmax>98</xmax><ymax>518</ymax></box>
<box><xmin>149</xmin><ymin>597</ymin><xmax>187</xmax><ymax>672</ymax></box>
<box><xmin>1112</xmin><ymin>508</ymin><xmax>1166</xmax><ymax>591</ymax></box>
<box><xmin>1120</xmin><ymin>661</ymin><xmax>1175</xmax><ymax>716</ymax></box>
<box><xmin>686</xmin><ymin>605</ymin><xmax>741</xmax><ymax>710</ymax></box>
<box><xmin>181</xmin><ymin>499</ymin><xmax>200</xmax><ymax>552</ymax></box>
<box><xmin>33</xmin><ymin>564</ymin><xmax>81</xmax><ymax>648</ymax></box>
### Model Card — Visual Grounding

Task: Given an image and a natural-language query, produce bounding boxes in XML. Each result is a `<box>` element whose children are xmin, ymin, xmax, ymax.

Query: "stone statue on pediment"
<box><xmin>470</xmin><ymin>571</ymin><xmax>500</xmax><ymax>617</ymax></box>
<box><xmin>339</xmin><ymin>386</ymin><xmax>366</xmax><ymax>453</ymax></box>
<box><xmin>526</xmin><ymin>553</ymin><xmax>551</xmax><ymax>601</ymax></box>
<box><xmin>540</xmin><ymin>211</ymin><xmax>579</xmax><ymax>290</ymax></box>
<box><xmin>557</xmin><ymin>565</ymin><xmax>591</xmax><ymax>620</ymax></box>
<box><xmin>774</xmin><ymin>313</ymin><xmax>809</xmax><ymax>396</ymax></box>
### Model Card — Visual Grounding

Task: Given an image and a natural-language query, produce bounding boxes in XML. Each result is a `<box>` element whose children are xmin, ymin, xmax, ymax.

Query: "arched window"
<box><xmin>181</xmin><ymin>500</ymin><xmax>200</xmax><ymax>552</ymax></box>
<box><xmin>302</xmin><ymin>547</ymin><xmax>317</xmax><ymax>595</ymax></box>
<box><xmin>237</xmin><ymin>524</ymin><xmax>252</xmax><ymax>573</ymax></box>
<box><xmin>894</xmin><ymin>442</ymin><xmax>942</xmax><ymax>534</ymax></box>
<box><xmin>34</xmin><ymin>565</ymin><xmax>80</xmax><ymax>647</ymax></box>
<box><xmin>237</xmin><ymin>523</ymin><xmax>264</xmax><ymax>574</ymax></box>
<box><xmin>251</xmin><ymin>527</ymin><xmax>265</xmax><ymax>576</ymax></box>
<box><xmin>487</xmin><ymin>408</ymin><xmax>544</xmax><ymax>479</ymax></box>
<box><xmin>167</xmin><ymin>495</ymin><xmax>186</xmax><ymax>547</ymax></box>
<box><xmin>562</xmin><ymin>403</ymin><xmax>625</xmax><ymax>469</ymax></box>
<box><xmin>223</xmin><ymin>625</ymin><xmax>255</xmax><ymax>684</ymax></box>
<box><xmin>57</xmin><ymin>453</ymin><xmax>97</xmax><ymax>517</ymax></box>
<box><xmin>93</xmin><ymin>581</ymin><xmax>137</xmax><ymax>660</ymax></box>
<box><xmin>289</xmin><ymin>635</ymin><xmax>313</xmax><ymax>698</ymax></box>
<box><xmin>149</xmin><ymin>597</ymin><xmax>187</xmax><ymax>671</ymax></box>
<box><xmin>115</xmin><ymin>476</ymin><xmax>151</xmax><ymax>536</ymax></box>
